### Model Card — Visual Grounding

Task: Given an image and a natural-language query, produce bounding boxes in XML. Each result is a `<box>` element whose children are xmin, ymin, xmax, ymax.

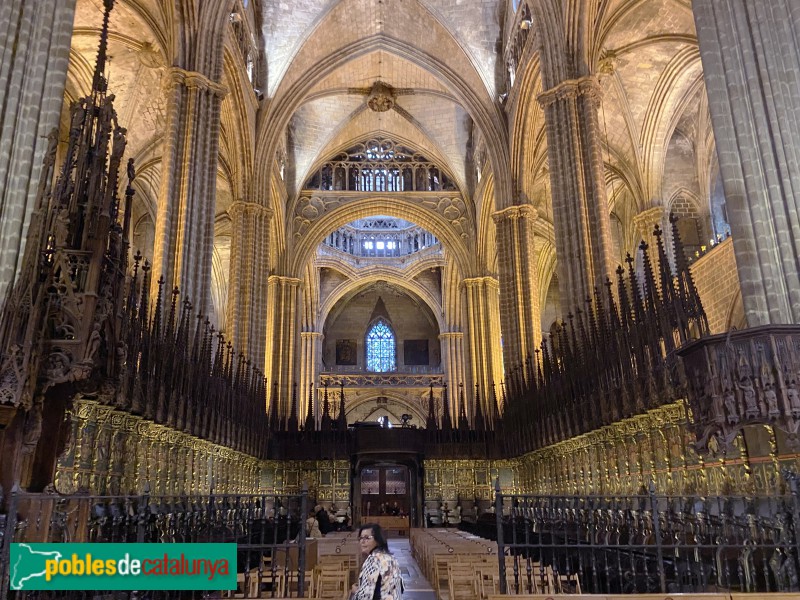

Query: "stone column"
<box><xmin>439</xmin><ymin>331</ymin><xmax>467</xmax><ymax>416</ymax></box>
<box><xmin>299</xmin><ymin>331</ymin><xmax>323</xmax><ymax>426</ymax></box>
<box><xmin>632</xmin><ymin>207</ymin><xmax>665</xmax><ymax>268</ymax></box>
<box><xmin>493</xmin><ymin>204</ymin><xmax>541</xmax><ymax>372</ymax></box>
<box><xmin>0</xmin><ymin>0</ymin><xmax>77</xmax><ymax>298</ymax></box>
<box><xmin>152</xmin><ymin>67</ymin><xmax>227</xmax><ymax>316</ymax></box>
<box><xmin>538</xmin><ymin>75</ymin><xmax>615</xmax><ymax>313</ymax></box>
<box><xmin>463</xmin><ymin>277</ymin><xmax>503</xmax><ymax>421</ymax></box>
<box><xmin>633</xmin><ymin>207</ymin><xmax>664</xmax><ymax>245</ymax></box>
<box><xmin>265</xmin><ymin>276</ymin><xmax>300</xmax><ymax>421</ymax></box>
<box><xmin>694</xmin><ymin>0</ymin><xmax>800</xmax><ymax>325</ymax></box>
<box><xmin>225</xmin><ymin>201</ymin><xmax>272</xmax><ymax>363</ymax></box>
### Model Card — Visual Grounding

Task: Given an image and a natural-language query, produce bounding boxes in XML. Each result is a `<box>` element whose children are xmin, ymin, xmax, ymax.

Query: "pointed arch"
<box><xmin>365</xmin><ymin>318</ymin><xmax>397</xmax><ymax>372</ymax></box>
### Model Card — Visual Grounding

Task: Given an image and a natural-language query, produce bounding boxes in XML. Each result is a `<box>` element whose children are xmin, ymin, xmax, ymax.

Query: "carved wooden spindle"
<box><xmin>304</xmin><ymin>382</ymin><xmax>315</xmax><ymax>432</ymax></box>
<box><xmin>269</xmin><ymin>382</ymin><xmax>279</xmax><ymax>431</ymax></box>
<box><xmin>474</xmin><ymin>383</ymin><xmax>486</xmax><ymax>432</ymax></box>
<box><xmin>426</xmin><ymin>383</ymin><xmax>437</xmax><ymax>430</ymax></box>
<box><xmin>336</xmin><ymin>382</ymin><xmax>346</xmax><ymax>430</ymax></box>
<box><xmin>321</xmin><ymin>381</ymin><xmax>331</xmax><ymax>431</ymax></box>
<box><xmin>458</xmin><ymin>386</ymin><xmax>469</xmax><ymax>431</ymax></box>
<box><xmin>441</xmin><ymin>382</ymin><xmax>452</xmax><ymax>431</ymax></box>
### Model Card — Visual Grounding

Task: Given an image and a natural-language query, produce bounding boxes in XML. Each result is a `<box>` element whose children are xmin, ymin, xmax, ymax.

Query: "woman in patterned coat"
<box><xmin>350</xmin><ymin>523</ymin><xmax>403</xmax><ymax>599</ymax></box>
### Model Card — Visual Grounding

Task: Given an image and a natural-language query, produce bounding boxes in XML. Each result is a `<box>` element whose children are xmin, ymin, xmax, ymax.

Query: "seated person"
<box><xmin>315</xmin><ymin>504</ymin><xmax>332</xmax><ymax>535</ymax></box>
<box><xmin>306</xmin><ymin>512</ymin><xmax>322</xmax><ymax>538</ymax></box>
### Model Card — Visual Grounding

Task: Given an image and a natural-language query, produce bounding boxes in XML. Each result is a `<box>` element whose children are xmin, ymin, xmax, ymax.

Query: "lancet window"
<box><xmin>304</xmin><ymin>138</ymin><xmax>455</xmax><ymax>192</ymax></box>
<box><xmin>366</xmin><ymin>319</ymin><xmax>396</xmax><ymax>372</ymax></box>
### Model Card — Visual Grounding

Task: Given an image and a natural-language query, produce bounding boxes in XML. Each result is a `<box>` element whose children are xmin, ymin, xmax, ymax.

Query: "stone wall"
<box><xmin>322</xmin><ymin>286</ymin><xmax>441</xmax><ymax>370</ymax></box>
<box><xmin>689</xmin><ymin>238</ymin><xmax>744</xmax><ymax>333</ymax></box>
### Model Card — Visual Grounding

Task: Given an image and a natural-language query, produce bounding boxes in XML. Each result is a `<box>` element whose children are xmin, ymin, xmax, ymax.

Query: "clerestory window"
<box><xmin>366</xmin><ymin>319</ymin><xmax>396</xmax><ymax>372</ymax></box>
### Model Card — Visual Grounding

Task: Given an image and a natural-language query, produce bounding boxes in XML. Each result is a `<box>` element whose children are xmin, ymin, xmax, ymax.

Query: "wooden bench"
<box><xmin>365</xmin><ymin>515</ymin><xmax>409</xmax><ymax>537</ymax></box>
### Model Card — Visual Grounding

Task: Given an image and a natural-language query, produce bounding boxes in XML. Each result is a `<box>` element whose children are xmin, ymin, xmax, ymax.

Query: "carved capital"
<box><xmin>168</xmin><ymin>67</ymin><xmax>228</xmax><ymax>98</ymax></box>
<box><xmin>463</xmin><ymin>276</ymin><xmax>500</xmax><ymax>291</ymax></box>
<box><xmin>492</xmin><ymin>203</ymin><xmax>537</xmax><ymax>224</ymax></box>
<box><xmin>537</xmin><ymin>75</ymin><xmax>602</xmax><ymax>109</ymax></box>
<box><xmin>268</xmin><ymin>275</ymin><xmax>301</xmax><ymax>288</ymax></box>
<box><xmin>229</xmin><ymin>200</ymin><xmax>274</xmax><ymax>220</ymax></box>
<box><xmin>632</xmin><ymin>206</ymin><xmax>664</xmax><ymax>242</ymax></box>
<box><xmin>438</xmin><ymin>332</ymin><xmax>464</xmax><ymax>341</ymax></box>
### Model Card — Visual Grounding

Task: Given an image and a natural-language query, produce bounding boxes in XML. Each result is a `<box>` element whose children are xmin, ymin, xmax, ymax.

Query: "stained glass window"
<box><xmin>366</xmin><ymin>319</ymin><xmax>396</xmax><ymax>372</ymax></box>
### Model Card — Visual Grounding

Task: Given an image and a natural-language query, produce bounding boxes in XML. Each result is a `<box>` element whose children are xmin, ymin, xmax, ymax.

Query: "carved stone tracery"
<box><xmin>292</xmin><ymin>191</ymin><xmax>471</xmax><ymax>241</ymax></box>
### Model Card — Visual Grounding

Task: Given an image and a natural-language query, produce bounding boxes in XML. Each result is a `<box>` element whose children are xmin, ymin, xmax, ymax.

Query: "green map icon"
<box><xmin>10</xmin><ymin>544</ymin><xmax>63</xmax><ymax>590</ymax></box>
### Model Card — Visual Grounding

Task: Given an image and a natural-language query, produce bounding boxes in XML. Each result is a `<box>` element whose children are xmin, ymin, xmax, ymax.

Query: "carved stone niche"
<box><xmin>677</xmin><ymin>325</ymin><xmax>800</xmax><ymax>455</ymax></box>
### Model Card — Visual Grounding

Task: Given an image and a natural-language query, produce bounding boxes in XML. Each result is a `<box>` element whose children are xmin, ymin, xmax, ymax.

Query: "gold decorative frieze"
<box><xmin>513</xmin><ymin>400</ymin><xmax>800</xmax><ymax>496</ymax></box>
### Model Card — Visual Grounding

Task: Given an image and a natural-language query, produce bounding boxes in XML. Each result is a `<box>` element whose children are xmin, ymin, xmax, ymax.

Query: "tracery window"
<box><xmin>304</xmin><ymin>138</ymin><xmax>455</xmax><ymax>192</ymax></box>
<box><xmin>366</xmin><ymin>319</ymin><xmax>396</xmax><ymax>372</ymax></box>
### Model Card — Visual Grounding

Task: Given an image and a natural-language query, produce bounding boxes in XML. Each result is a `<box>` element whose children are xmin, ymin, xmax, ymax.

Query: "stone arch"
<box><xmin>474</xmin><ymin>173</ymin><xmax>497</xmax><ymax>274</ymax></box>
<box><xmin>345</xmin><ymin>391</ymin><xmax>428</xmax><ymax>428</ymax></box>
<box><xmin>254</xmin><ymin>28</ymin><xmax>511</xmax><ymax>221</ymax></box>
<box><xmin>219</xmin><ymin>47</ymin><xmax>256</xmax><ymax>203</ymax></box>
<box><xmin>289</xmin><ymin>198</ymin><xmax>474</xmax><ymax>278</ymax></box>
<box><xmin>167</xmin><ymin>0</ymin><xmax>236</xmax><ymax>77</ymax></box>
<box><xmin>298</xmin><ymin>131</ymin><xmax>463</xmax><ymax>199</ymax></box>
<box><xmin>640</xmin><ymin>48</ymin><xmax>703</xmax><ymax>203</ymax></box>
<box><xmin>668</xmin><ymin>187</ymin><xmax>707</xmax><ymax>253</ymax></box>
<box><xmin>319</xmin><ymin>272</ymin><xmax>444</xmax><ymax>334</ymax></box>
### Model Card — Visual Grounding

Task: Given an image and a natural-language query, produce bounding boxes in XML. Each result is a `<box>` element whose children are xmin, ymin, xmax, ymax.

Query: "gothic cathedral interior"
<box><xmin>2</xmin><ymin>0</ymin><xmax>800</xmax><ymax>596</ymax></box>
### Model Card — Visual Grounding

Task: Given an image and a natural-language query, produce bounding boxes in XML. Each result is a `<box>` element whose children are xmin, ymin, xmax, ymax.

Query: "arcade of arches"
<box><xmin>2</xmin><ymin>0</ymin><xmax>800</xmax><ymax>533</ymax></box>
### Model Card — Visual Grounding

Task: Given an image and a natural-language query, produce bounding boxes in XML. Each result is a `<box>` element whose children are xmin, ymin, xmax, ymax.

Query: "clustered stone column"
<box><xmin>0</xmin><ymin>0</ymin><xmax>77</xmax><ymax>298</ymax></box>
<box><xmin>226</xmin><ymin>201</ymin><xmax>273</xmax><ymax>364</ymax></box>
<box><xmin>439</xmin><ymin>331</ymin><xmax>467</xmax><ymax>416</ymax></box>
<box><xmin>694</xmin><ymin>0</ymin><xmax>800</xmax><ymax>325</ymax></box>
<box><xmin>298</xmin><ymin>331</ymin><xmax>323</xmax><ymax>424</ymax></box>
<box><xmin>633</xmin><ymin>207</ymin><xmax>664</xmax><ymax>245</ymax></box>
<box><xmin>463</xmin><ymin>277</ymin><xmax>503</xmax><ymax>421</ymax></box>
<box><xmin>265</xmin><ymin>276</ymin><xmax>301</xmax><ymax>419</ymax></box>
<box><xmin>493</xmin><ymin>204</ymin><xmax>541</xmax><ymax>371</ymax></box>
<box><xmin>153</xmin><ymin>67</ymin><xmax>227</xmax><ymax>316</ymax></box>
<box><xmin>537</xmin><ymin>75</ymin><xmax>615</xmax><ymax>313</ymax></box>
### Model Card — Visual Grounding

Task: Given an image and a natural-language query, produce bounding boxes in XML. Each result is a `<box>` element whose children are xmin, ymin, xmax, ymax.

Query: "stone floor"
<box><xmin>387</xmin><ymin>538</ymin><xmax>436</xmax><ymax>600</ymax></box>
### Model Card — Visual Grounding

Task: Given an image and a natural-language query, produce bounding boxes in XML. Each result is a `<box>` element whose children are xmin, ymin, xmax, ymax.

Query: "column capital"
<box><xmin>463</xmin><ymin>276</ymin><xmax>499</xmax><ymax>290</ymax></box>
<box><xmin>492</xmin><ymin>203</ymin><xmax>538</xmax><ymax>224</ymax></box>
<box><xmin>300</xmin><ymin>331</ymin><xmax>324</xmax><ymax>339</ymax></box>
<box><xmin>632</xmin><ymin>206</ymin><xmax>664</xmax><ymax>241</ymax></box>
<box><xmin>168</xmin><ymin>67</ymin><xmax>228</xmax><ymax>98</ymax></box>
<box><xmin>439</xmin><ymin>331</ymin><xmax>464</xmax><ymax>341</ymax></box>
<box><xmin>267</xmin><ymin>275</ymin><xmax>301</xmax><ymax>287</ymax></box>
<box><xmin>228</xmin><ymin>200</ymin><xmax>274</xmax><ymax>219</ymax></box>
<box><xmin>537</xmin><ymin>75</ymin><xmax>602</xmax><ymax>109</ymax></box>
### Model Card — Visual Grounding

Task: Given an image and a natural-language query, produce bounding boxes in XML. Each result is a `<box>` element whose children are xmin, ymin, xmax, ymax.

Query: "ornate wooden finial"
<box><xmin>92</xmin><ymin>0</ymin><xmax>115</xmax><ymax>95</ymax></box>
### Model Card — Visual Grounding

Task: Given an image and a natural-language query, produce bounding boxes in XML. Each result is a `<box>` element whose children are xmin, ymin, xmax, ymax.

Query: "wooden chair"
<box><xmin>247</xmin><ymin>568</ymin><xmax>285</xmax><ymax>598</ymax></box>
<box><xmin>283</xmin><ymin>570</ymin><xmax>313</xmax><ymax>598</ymax></box>
<box><xmin>475</xmin><ymin>566</ymin><xmax>498</xmax><ymax>600</ymax></box>
<box><xmin>555</xmin><ymin>571</ymin><xmax>582</xmax><ymax>594</ymax></box>
<box><xmin>314</xmin><ymin>569</ymin><xmax>349</xmax><ymax>599</ymax></box>
<box><xmin>447</xmin><ymin>563</ymin><xmax>478</xmax><ymax>600</ymax></box>
<box><xmin>434</xmin><ymin>555</ymin><xmax>455</xmax><ymax>599</ymax></box>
